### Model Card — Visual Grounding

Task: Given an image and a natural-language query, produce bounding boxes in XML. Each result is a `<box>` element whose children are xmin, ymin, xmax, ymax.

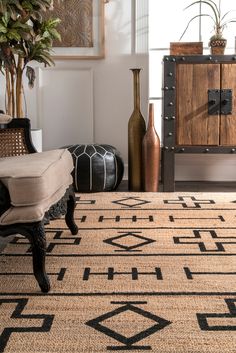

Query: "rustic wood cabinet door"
<box><xmin>162</xmin><ymin>56</ymin><xmax>236</xmax><ymax>192</ymax></box>
<box><xmin>176</xmin><ymin>63</ymin><xmax>220</xmax><ymax>145</ymax></box>
<box><xmin>220</xmin><ymin>64</ymin><xmax>236</xmax><ymax>145</ymax></box>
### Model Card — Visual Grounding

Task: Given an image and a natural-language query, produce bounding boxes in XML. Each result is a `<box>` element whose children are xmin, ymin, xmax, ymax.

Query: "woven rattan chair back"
<box><xmin>0</xmin><ymin>118</ymin><xmax>37</xmax><ymax>157</ymax></box>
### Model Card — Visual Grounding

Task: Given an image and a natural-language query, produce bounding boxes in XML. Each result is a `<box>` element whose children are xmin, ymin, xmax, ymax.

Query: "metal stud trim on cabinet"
<box><xmin>162</xmin><ymin>55</ymin><xmax>236</xmax><ymax>191</ymax></box>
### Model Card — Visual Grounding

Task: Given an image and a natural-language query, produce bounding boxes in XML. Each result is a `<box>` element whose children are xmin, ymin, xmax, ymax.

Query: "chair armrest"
<box><xmin>0</xmin><ymin>181</ymin><xmax>11</xmax><ymax>217</ymax></box>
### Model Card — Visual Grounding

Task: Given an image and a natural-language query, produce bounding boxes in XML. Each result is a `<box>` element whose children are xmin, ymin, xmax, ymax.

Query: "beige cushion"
<box><xmin>0</xmin><ymin>149</ymin><xmax>73</xmax><ymax>207</ymax></box>
<box><xmin>0</xmin><ymin>177</ymin><xmax>72</xmax><ymax>225</ymax></box>
<box><xmin>0</xmin><ymin>113</ymin><xmax>13</xmax><ymax>124</ymax></box>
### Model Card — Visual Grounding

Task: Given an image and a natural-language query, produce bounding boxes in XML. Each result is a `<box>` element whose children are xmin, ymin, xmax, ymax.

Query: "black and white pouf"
<box><xmin>66</xmin><ymin>144</ymin><xmax>124</xmax><ymax>192</ymax></box>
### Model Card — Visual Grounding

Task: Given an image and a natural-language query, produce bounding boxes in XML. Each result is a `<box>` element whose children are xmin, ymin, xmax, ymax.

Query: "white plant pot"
<box><xmin>31</xmin><ymin>129</ymin><xmax>42</xmax><ymax>152</ymax></box>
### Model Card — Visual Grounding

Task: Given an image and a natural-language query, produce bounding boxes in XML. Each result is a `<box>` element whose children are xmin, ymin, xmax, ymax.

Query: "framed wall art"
<box><xmin>48</xmin><ymin>0</ymin><xmax>105</xmax><ymax>59</ymax></box>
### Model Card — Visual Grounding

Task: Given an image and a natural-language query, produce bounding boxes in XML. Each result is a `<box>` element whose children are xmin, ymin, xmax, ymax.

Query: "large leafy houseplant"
<box><xmin>0</xmin><ymin>0</ymin><xmax>61</xmax><ymax>118</ymax></box>
<box><xmin>180</xmin><ymin>0</ymin><xmax>236</xmax><ymax>54</ymax></box>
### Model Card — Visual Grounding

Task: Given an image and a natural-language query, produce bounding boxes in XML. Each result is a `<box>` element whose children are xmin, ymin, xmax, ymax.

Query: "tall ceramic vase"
<box><xmin>142</xmin><ymin>103</ymin><xmax>160</xmax><ymax>192</ymax></box>
<box><xmin>128</xmin><ymin>68</ymin><xmax>146</xmax><ymax>191</ymax></box>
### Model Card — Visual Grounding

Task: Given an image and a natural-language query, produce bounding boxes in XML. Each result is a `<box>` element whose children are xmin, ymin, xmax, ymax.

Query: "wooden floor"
<box><xmin>117</xmin><ymin>180</ymin><xmax>236</xmax><ymax>192</ymax></box>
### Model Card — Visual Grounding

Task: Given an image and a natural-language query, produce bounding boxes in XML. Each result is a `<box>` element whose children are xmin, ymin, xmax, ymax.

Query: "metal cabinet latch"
<box><xmin>208</xmin><ymin>89</ymin><xmax>232</xmax><ymax>115</ymax></box>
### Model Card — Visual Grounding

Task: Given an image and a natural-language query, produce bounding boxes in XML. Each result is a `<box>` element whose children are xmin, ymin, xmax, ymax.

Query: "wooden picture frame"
<box><xmin>51</xmin><ymin>0</ymin><xmax>105</xmax><ymax>60</ymax></box>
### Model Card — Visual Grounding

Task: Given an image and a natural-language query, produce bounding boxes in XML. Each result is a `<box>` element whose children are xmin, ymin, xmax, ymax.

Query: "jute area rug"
<box><xmin>0</xmin><ymin>192</ymin><xmax>236</xmax><ymax>353</ymax></box>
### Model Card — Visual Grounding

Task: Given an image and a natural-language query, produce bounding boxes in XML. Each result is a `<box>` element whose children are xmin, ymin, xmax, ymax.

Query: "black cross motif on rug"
<box><xmin>45</xmin><ymin>231</ymin><xmax>81</xmax><ymax>253</ymax></box>
<box><xmin>112</xmin><ymin>197</ymin><xmax>151</xmax><ymax>208</ymax></box>
<box><xmin>85</xmin><ymin>301</ymin><xmax>171</xmax><ymax>350</ymax></box>
<box><xmin>103</xmin><ymin>231</ymin><xmax>156</xmax><ymax>252</ymax></box>
<box><xmin>174</xmin><ymin>229</ymin><xmax>236</xmax><ymax>252</ymax></box>
<box><xmin>173</xmin><ymin>229</ymin><xmax>236</xmax><ymax>252</ymax></box>
<box><xmin>197</xmin><ymin>298</ymin><xmax>236</xmax><ymax>330</ymax></box>
<box><xmin>164</xmin><ymin>196</ymin><xmax>215</xmax><ymax>208</ymax></box>
<box><xmin>0</xmin><ymin>298</ymin><xmax>54</xmax><ymax>353</ymax></box>
<box><xmin>11</xmin><ymin>231</ymin><xmax>81</xmax><ymax>253</ymax></box>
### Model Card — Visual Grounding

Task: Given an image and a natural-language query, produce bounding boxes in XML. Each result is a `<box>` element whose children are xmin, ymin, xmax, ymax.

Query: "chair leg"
<box><xmin>0</xmin><ymin>221</ymin><xmax>50</xmax><ymax>292</ymax></box>
<box><xmin>27</xmin><ymin>222</ymin><xmax>50</xmax><ymax>293</ymax></box>
<box><xmin>65</xmin><ymin>188</ymin><xmax>79</xmax><ymax>235</ymax></box>
<box><xmin>0</xmin><ymin>187</ymin><xmax>77</xmax><ymax>292</ymax></box>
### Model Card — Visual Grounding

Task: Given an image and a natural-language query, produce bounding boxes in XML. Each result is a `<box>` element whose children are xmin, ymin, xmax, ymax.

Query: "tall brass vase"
<box><xmin>142</xmin><ymin>103</ymin><xmax>160</xmax><ymax>192</ymax></box>
<box><xmin>128</xmin><ymin>68</ymin><xmax>146</xmax><ymax>191</ymax></box>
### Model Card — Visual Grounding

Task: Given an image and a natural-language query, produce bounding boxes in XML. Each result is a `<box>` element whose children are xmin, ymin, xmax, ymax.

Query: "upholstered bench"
<box><xmin>0</xmin><ymin>149</ymin><xmax>73</xmax><ymax>224</ymax></box>
<box><xmin>0</xmin><ymin>145</ymin><xmax>78</xmax><ymax>292</ymax></box>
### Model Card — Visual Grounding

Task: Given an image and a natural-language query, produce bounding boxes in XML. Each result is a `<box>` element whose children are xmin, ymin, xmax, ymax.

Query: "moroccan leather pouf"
<box><xmin>66</xmin><ymin>144</ymin><xmax>124</xmax><ymax>192</ymax></box>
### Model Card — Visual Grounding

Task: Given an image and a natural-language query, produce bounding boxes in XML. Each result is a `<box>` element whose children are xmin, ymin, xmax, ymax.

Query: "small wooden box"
<box><xmin>170</xmin><ymin>42</ymin><xmax>203</xmax><ymax>55</ymax></box>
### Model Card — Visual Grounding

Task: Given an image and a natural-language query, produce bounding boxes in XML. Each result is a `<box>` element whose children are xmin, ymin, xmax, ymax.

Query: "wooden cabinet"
<box><xmin>162</xmin><ymin>55</ymin><xmax>236</xmax><ymax>191</ymax></box>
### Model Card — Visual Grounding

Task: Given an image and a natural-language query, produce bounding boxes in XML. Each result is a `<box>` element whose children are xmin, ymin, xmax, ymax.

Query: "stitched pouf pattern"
<box><xmin>66</xmin><ymin>144</ymin><xmax>124</xmax><ymax>192</ymax></box>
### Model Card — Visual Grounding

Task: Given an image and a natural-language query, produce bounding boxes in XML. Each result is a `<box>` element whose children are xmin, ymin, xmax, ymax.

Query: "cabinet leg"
<box><xmin>162</xmin><ymin>149</ymin><xmax>175</xmax><ymax>192</ymax></box>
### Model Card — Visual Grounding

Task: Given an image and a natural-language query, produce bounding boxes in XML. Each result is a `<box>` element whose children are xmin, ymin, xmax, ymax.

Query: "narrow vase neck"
<box><xmin>148</xmin><ymin>103</ymin><xmax>155</xmax><ymax>129</ymax></box>
<box><xmin>131</xmin><ymin>69</ymin><xmax>141</xmax><ymax>110</ymax></box>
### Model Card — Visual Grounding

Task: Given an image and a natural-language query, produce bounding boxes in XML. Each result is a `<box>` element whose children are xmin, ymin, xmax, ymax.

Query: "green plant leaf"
<box><xmin>185</xmin><ymin>0</ymin><xmax>220</xmax><ymax>25</ymax></box>
<box><xmin>42</xmin><ymin>29</ymin><xmax>50</xmax><ymax>38</ymax></box>
<box><xmin>7</xmin><ymin>29</ymin><xmax>21</xmax><ymax>41</ymax></box>
<box><xmin>0</xmin><ymin>33</ymin><xmax>7</xmax><ymax>42</ymax></box>
<box><xmin>12</xmin><ymin>46</ymin><xmax>26</xmax><ymax>56</ymax></box>
<box><xmin>179</xmin><ymin>13</ymin><xmax>213</xmax><ymax>41</ymax></box>
<box><xmin>22</xmin><ymin>1</ymin><xmax>33</xmax><ymax>11</ymax></box>
<box><xmin>0</xmin><ymin>23</ymin><xmax>7</xmax><ymax>33</ymax></box>
<box><xmin>2</xmin><ymin>12</ymin><xmax>10</xmax><ymax>26</ymax></box>
<box><xmin>221</xmin><ymin>18</ymin><xmax>236</xmax><ymax>28</ymax></box>
<box><xmin>182</xmin><ymin>0</ymin><xmax>236</xmax><ymax>39</ymax></box>
<box><xmin>0</xmin><ymin>0</ymin><xmax>60</xmax><ymax>84</ymax></box>
<box><xmin>221</xmin><ymin>10</ymin><xmax>235</xmax><ymax>22</ymax></box>
<box><xmin>12</xmin><ymin>21</ymin><xmax>30</xmax><ymax>30</ymax></box>
<box><xmin>47</xmin><ymin>18</ymin><xmax>61</xmax><ymax>27</ymax></box>
<box><xmin>49</xmin><ymin>27</ymin><xmax>61</xmax><ymax>41</ymax></box>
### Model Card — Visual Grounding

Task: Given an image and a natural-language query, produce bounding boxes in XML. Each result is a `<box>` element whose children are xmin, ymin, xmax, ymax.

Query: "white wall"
<box><xmin>0</xmin><ymin>0</ymin><xmax>148</xmax><ymax>179</ymax></box>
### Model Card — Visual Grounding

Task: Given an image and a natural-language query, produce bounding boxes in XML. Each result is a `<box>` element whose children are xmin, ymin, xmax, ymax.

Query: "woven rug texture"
<box><xmin>0</xmin><ymin>192</ymin><xmax>236</xmax><ymax>352</ymax></box>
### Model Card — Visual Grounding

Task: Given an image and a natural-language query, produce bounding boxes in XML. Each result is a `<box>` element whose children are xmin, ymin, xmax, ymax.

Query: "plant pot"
<box><xmin>210</xmin><ymin>38</ymin><xmax>227</xmax><ymax>55</ymax></box>
<box><xmin>31</xmin><ymin>128</ymin><xmax>42</xmax><ymax>152</ymax></box>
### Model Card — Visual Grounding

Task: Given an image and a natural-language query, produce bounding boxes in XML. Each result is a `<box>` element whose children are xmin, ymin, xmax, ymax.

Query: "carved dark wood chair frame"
<box><xmin>0</xmin><ymin>118</ymin><xmax>78</xmax><ymax>292</ymax></box>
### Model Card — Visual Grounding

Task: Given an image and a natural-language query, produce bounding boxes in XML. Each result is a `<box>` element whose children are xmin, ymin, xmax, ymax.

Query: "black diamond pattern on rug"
<box><xmin>103</xmin><ymin>231</ymin><xmax>156</xmax><ymax>252</ymax></box>
<box><xmin>86</xmin><ymin>301</ymin><xmax>171</xmax><ymax>350</ymax></box>
<box><xmin>112</xmin><ymin>197</ymin><xmax>151</xmax><ymax>208</ymax></box>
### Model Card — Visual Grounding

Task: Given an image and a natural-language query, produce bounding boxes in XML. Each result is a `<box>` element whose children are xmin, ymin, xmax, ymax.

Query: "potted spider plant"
<box><xmin>0</xmin><ymin>0</ymin><xmax>61</xmax><ymax>118</ymax></box>
<box><xmin>180</xmin><ymin>0</ymin><xmax>236</xmax><ymax>55</ymax></box>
